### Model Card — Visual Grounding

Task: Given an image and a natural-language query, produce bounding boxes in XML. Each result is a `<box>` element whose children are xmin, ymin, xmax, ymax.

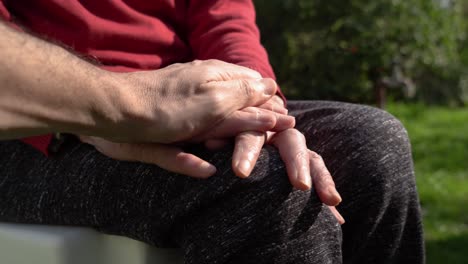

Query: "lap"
<box><xmin>0</xmin><ymin>100</ymin><xmax>412</xmax><ymax>248</ymax></box>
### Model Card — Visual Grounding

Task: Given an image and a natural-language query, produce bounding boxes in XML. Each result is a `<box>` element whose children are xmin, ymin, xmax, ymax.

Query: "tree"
<box><xmin>255</xmin><ymin>0</ymin><xmax>467</xmax><ymax>106</ymax></box>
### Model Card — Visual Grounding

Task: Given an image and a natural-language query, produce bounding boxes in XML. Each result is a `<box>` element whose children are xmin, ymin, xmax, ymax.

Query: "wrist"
<box><xmin>80</xmin><ymin>70</ymin><xmax>130</xmax><ymax>138</ymax></box>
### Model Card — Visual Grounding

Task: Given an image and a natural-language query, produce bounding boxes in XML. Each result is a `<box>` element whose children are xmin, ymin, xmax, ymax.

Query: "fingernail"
<box><xmin>287</xmin><ymin>116</ymin><xmax>296</xmax><ymax>126</ymax></box>
<box><xmin>299</xmin><ymin>166</ymin><xmax>311</xmax><ymax>189</ymax></box>
<box><xmin>200</xmin><ymin>162</ymin><xmax>217</xmax><ymax>176</ymax></box>
<box><xmin>238</xmin><ymin>160</ymin><xmax>251</xmax><ymax>178</ymax></box>
<box><xmin>329</xmin><ymin>187</ymin><xmax>342</xmax><ymax>204</ymax></box>
<box><xmin>260</xmin><ymin>78</ymin><xmax>277</xmax><ymax>96</ymax></box>
<box><xmin>337</xmin><ymin>213</ymin><xmax>345</xmax><ymax>225</ymax></box>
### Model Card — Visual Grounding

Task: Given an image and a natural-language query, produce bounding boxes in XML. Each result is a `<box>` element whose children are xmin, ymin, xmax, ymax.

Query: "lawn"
<box><xmin>387</xmin><ymin>103</ymin><xmax>468</xmax><ymax>264</ymax></box>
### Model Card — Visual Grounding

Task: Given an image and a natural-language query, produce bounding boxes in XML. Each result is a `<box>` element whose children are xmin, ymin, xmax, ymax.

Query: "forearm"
<box><xmin>0</xmin><ymin>22</ymin><xmax>120</xmax><ymax>139</ymax></box>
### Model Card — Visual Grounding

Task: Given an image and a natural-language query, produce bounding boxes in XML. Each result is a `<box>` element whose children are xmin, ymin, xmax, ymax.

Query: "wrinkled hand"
<box><xmin>230</xmin><ymin>129</ymin><xmax>344</xmax><ymax>224</ymax></box>
<box><xmin>206</xmin><ymin>95</ymin><xmax>345</xmax><ymax>224</ymax></box>
<box><xmin>97</xmin><ymin>59</ymin><xmax>278</xmax><ymax>143</ymax></box>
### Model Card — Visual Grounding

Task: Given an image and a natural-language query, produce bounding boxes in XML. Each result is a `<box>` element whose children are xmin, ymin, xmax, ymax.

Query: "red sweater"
<box><xmin>0</xmin><ymin>0</ymin><xmax>282</xmax><ymax>155</ymax></box>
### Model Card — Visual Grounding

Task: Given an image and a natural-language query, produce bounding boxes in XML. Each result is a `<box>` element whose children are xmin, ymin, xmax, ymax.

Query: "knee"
<box><xmin>349</xmin><ymin>104</ymin><xmax>412</xmax><ymax>172</ymax></box>
<box><xmin>231</xmin><ymin>146</ymin><xmax>340</xmax><ymax>224</ymax></box>
<box><xmin>209</xmin><ymin>145</ymin><xmax>334</xmax><ymax>218</ymax></box>
<box><xmin>342</xmin><ymin>104</ymin><xmax>411</xmax><ymax>154</ymax></box>
<box><xmin>321</xmin><ymin>104</ymin><xmax>415</xmax><ymax>198</ymax></box>
<box><xmin>224</xmin><ymin>146</ymin><xmax>342</xmax><ymax>246</ymax></box>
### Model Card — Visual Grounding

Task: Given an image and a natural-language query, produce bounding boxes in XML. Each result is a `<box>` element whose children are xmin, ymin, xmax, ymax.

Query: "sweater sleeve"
<box><xmin>1</xmin><ymin>0</ymin><xmax>52</xmax><ymax>156</ymax></box>
<box><xmin>187</xmin><ymin>0</ymin><xmax>286</xmax><ymax>102</ymax></box>
<box><xmin>0</xmin><ymin>1</ymin><xmax>10</xmax><ymax>21</ymax></box>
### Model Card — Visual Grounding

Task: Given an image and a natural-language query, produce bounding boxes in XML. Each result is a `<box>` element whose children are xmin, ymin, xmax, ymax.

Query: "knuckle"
<box><xmin>318</xmin><ymin>170</ymin><xmax>333</xmax><ymax>182</ymax></box>
<box><xmin>318</xmin><ymin>171</ymin><xmax>336</xmax><ymax>187</ymax></box>
<box><xmin>286</xmin><ymin>128</ymin><xmax>306</xmax><ymax>142</ymax></box>
<box><xmin>238</xmin><ymin>79</ymin><xmax>255</xmax><ymax>97</ymax></box>
<box><xmin>294</xmin><ymin>149</ymin><xmax>309</xmax><ymax>161</ymax></box>
<box><xmin>209</xmin><ymin>92</ymin><xmax>229</xmax><ymax>114</ymax></box>
<box><xmin>309</xmin><ymin>151</ymin><xmax>323</xmax><ymax>161</ymax></box>
<box><xmin>204</xmin><ymin>59</ymin><xmax>221</xmax><ymax>65</ymax></box>
<box><xmin>190</xmin><ymin>60</ymin><xmax>203</xmax><ymax>66</ymax></box>
<box><xmin>272</xmin><ymin>95</ymin><xmax>285</xmax><ymax>106</ymax></box>
<box><xmin>250</xmin><ymin>70</ymin><xmax>262</xmax><ymax>79</ymax></box>
<box><xmin>262</xmin><ymin>113</ymin><xmax>277</xmax><ymax>129</ymax></box>
<box><xmin>210</xmin><ymin>92</ymin><xmax>226</xmax><ymax>106</ymax></box>
<box><xmin>238</xmin><ymin>131</ymin><xmax>264</xmax><ymax>143</ymax></box>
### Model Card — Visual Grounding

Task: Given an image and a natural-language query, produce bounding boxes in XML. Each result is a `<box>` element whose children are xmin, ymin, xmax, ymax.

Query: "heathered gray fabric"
<box><xmin>0</xmin><ymin>101</ymin><xmax>424</xmax><ymax>264</ymax></box>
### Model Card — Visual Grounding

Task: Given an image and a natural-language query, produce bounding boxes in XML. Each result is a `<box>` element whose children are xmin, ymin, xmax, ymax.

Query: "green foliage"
<box><xmin>255</xmin><ymin>0</ymin><xmax>467</xmax><ymax>105</ymax></box>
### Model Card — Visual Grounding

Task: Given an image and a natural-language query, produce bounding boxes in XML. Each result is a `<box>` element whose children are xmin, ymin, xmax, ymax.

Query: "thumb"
<box><xmin>218</xmin><ymin>78</ymin><xmax>278</xmax><ymax>110</ymax></box>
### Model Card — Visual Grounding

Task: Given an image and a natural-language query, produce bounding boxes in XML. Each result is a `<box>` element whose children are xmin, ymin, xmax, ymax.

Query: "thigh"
<box><xmin>288</xmin><ymin>100</ymin><xmax>423</xmax><ymax>263</ymax></box>
<box><xmin>0</xmin><ymin>138</ymin><xmax>339</xmax><ymax>253</ymax></box>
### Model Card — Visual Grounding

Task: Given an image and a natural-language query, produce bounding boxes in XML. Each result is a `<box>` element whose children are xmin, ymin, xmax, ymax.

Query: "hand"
<box><xmin>205</xmin><ymin>95</ymin><xmax>345</xmax><ymax>224</ymax></box>
<box><xmin>96</xmin><ymin>60</ymin><xmax>278</xmax><ymax>143</ymax></box>
<box><xmin>233</xmin><ymin>129</ymin><xmax>344</xmax><ymax>224</ymax></box>
<box><xmin>79</xmin><ymin>135</ymin><xmax>217</xmax><ymax>178</ymax></box>
<box><xmin>78</xmin><ymin>105</ymin><xmax>296</xmax><ymax>178</ymax></box>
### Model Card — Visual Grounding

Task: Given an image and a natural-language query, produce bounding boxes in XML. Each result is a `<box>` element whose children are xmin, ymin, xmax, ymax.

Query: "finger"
<box><xmin>232</xmin><ymin>131</ymin><xmax>265</xmax><ymax>178</ymax></box>
<box><xmin>86</xmin><ymin>137</ymin><xmax>216</xmax><ymax>179</ymax></box>
<box><xmin>309</xmin><ymin>150</ymin><xmax>342</xmax><ymax>206</ymax></box>
<box><xmin>205</xmin><ymin>131</ymin><xmax>274</xmax><ymax>163</ymax></box>
<box><xmin>258</xmin><ymin>101</ymin><xmax>288</xmax><ymax>115</ymax></box>
<box><xmin>131</xmin><ymin>144</ymin><xmax>217</xmax><ymax>179</ymax></box>
<box><xmin>271</xmin><ymin>94</ymin><xmax>286</xmax><ymax>107</ymax></box>
<box><xmin>241</xmin><ymin>107</ymin><xmax>295</xmax><ymax>132</ymax></box>
<box><xmin>215</xmin><ymin>78</ymin><xmax>278</xmax><ymax>110</ymax></box>
<box><xmin>328</xmin><ymin>206</ymin><xmax>345</xmax><ymax>225</ymax></box>
<box><xmin>271</xmin><ymin>129</ymin><xmax>311</xmax><ymax>190</ymax></box>
<box><xmin>78</xmin><ymin>135</ymin><xmax>108</xmax><ymax>153</ymax></box>
<box><xmin>204</xmin><ymin>139</ymin><xmax>230</xmax><ymax>150</ymax></box>
<box><xmin>78</xmin><ymin>135</ymin><xmax>93</xmax><ymax>144</ymax></box>
<box><xmin>197</xmin><ymin>107</ymin><xmax>294</xmax><ymax>141</ymax></box>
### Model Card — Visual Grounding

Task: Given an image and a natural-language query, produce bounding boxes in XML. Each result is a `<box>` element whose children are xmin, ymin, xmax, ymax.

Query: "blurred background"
<box><xmin>254</xmin><ymin>0</ymin><xmax>468</xmax><ymax>263</ymax></box>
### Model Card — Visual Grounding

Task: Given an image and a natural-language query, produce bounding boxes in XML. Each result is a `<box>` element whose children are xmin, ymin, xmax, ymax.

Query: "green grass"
<box><xmin>387</xmin><ymin>103</ymin><xmax>468</xmax><ymax>264</ymax></box>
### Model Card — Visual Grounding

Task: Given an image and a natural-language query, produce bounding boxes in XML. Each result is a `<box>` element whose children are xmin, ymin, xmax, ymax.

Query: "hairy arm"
<box><xmin>0</xmin><ymin>21</ymin><xmax>120</xmax><ymax>139</ymax></box>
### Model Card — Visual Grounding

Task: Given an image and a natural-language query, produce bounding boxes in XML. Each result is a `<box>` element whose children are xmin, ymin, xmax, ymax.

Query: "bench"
<box><xmin>0</xmin><ymin>223</ymin><xmax>184</xmax><ymax>264</ymax></box>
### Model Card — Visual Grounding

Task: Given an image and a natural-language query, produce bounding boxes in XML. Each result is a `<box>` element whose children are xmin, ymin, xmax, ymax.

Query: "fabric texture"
<box><xmin>0</xmin><ymin>101</ymin><xmax>425</xmax><ymax>264</ymax></box>
<box><xmin>0</xmin><ymin>0</ymin><xmax>282</xmax><ymax>155</ymax></box>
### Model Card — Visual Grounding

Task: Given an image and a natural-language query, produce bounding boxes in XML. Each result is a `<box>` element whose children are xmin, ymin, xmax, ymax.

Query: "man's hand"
<box><xmin>99</xmin><ymin>60</ymin><xmax>279</xmax><ymax>143</ymax></box>
<box><xmin>0</xmin><ymin>21</ymin><xmax>278</xmax><ymax>144</ymax></box>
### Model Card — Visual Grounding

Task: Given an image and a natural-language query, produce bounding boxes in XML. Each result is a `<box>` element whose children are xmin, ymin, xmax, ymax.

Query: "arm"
<box><xmin>0</xmin><ymin>21</ymin><xmax>119</xmax><ymax>139</ymax></box>
<box><xmin>0</xmin><ymin>19</ymin><xmax>285</xmax><ymax>146</ymax></box>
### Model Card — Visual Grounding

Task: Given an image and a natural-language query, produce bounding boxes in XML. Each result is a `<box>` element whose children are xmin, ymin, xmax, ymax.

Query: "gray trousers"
<box><xmin>0</xmin><ymin>101</ymin><xmax>425</xmax><ymax>264</ymax></box>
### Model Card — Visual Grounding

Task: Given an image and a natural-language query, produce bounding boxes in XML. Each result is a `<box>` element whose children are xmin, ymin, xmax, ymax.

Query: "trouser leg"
<box><xmin>288</xmin><ymin>100</ymin><xmax>425</xmax><ymax>264</ymax></box>
<box><xmin>0</xmin><ymin>137</ymin><xmax>342</xmax><ymax>264</ymax></box>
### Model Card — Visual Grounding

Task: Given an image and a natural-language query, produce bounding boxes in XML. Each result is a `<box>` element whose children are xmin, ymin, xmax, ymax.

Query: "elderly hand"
<box><xmin>205</xmin><ymin>95</ymin><xmax>345</xmax><ymax>224</ymax></box>
<box><xmin>94</xmin><ymin>60</ymin><xmax>279</xmax><ymax>143</ymax></box>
